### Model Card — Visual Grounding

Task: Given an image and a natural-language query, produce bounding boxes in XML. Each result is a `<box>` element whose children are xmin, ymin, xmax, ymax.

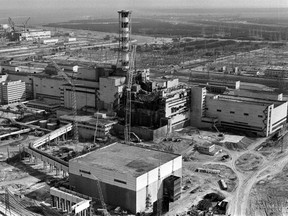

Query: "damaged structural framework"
<box><xmin>117</xmin><ymin>77</ymin><xmax>191</xmax><ymax>139</ymax></box>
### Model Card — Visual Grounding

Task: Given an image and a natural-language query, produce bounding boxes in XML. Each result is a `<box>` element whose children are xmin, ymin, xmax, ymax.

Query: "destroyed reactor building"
<box><xmin>125</xmin><ymin>77</ymin><xmax>191</xmax><ymax>132</ymax></box>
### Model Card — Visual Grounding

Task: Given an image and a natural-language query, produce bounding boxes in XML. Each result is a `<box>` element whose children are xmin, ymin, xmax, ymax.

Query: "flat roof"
<box><xmin>70</xmin><ymin>143</ymin><xmax>180</xmax><ymax>177</ymax></box>
<box><xmin>60</xmin><ymin>114</ymin><xmax>116</xmax><ymax>126</ymax></box>
<box><xmin>208</xmin><ymin>94</ymin><xmax>284</xmax><ymax>106</ymax></box>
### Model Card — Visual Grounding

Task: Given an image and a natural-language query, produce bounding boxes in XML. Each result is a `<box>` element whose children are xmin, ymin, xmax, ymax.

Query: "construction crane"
<box><xmin>91</xmin><ymin>173</ymin><xmax>111</xmax><ymax>216</ymax></box>
<box><xmin>51</xmin><ymin>60</ymin><xmax>79</xmax><ymax>144</ymax></box>
<box><xmin>157</xmin><ymin>166</ymin><xmax>162</xmax><ymax>216</ymax></box>
<box><xmin>94</xmin><ymin>111</ymin><xmax>99</xmax><ymax>145</ymax></box>
<box><xmin>124</xmin><ymin>45</ymin><xmax>137</xmax><ymax>144</ymax></box>
<box><xmin>8</xmin><ymin>17</ymin><xmax>15</xmax><ymax>32</ymax></box>
<box><xmin>22</xmin><ymin>17</ymin><xmax>30</xmax><ymax>32</ymax></box>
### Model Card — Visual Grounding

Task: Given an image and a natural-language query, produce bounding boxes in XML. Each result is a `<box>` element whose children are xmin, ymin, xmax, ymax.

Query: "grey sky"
<box><xmin>1</xmin><ymin>0</ymin><xmax>287</xmax><ymax>9</ymax></box>
<box><xmin>0</xmin><ymin>0</ymin><xmax>287</xmax><ymax>25</ymax></box>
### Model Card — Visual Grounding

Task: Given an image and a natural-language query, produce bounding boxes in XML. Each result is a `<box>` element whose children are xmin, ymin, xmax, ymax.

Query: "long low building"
<box><xmin>59</xmin><ymin>114</ymin><xmax>117</xmax><ymax>139</ymax></box>
<box><xmin>191</xmin><ymin>86</ymin><xmax>288</xmax><ymax>136</ymax></box>
<box><xmin>69</xmin><ymin>143</ymin><xmax>182</xmax><ymax>213</ymax></box>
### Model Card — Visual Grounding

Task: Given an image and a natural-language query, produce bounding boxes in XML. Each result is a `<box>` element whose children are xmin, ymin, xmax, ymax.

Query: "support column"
<box><xmin>60</xmin><ymin>198</ymin><xmax>64</xmax><ymax>210</ymax></box>
<box><xmin>63</xmin><ymin>198</ymin><xmax>66</xmax><ymax>211</ymax></box>
<box><xmin>43</xmin><ymin>161</ymin><xmax>47</xmax><ymax>170</ymax></box>
<box><xmin>51</xmin><ymin>195</ymin><xmax>55</xmax><ymax>207</ymax></box>
<box><xmin>66</xmin><ymin>200</ymin><xmax>71</xmax><ymax>212</ymax></box>
<box><xmin>56</xmin><ymin>168</ymin><xmax>60</xmax><ymax>176</ymax></box>
<box><xmin>50</xmin><ymin>164</ymin><xmax>53</xmax><ymax>172</ymax></box>
<box><xmin>56</xmin><ymin>197</ymin><xmax>60</xmax><ymax>209</ymax></box>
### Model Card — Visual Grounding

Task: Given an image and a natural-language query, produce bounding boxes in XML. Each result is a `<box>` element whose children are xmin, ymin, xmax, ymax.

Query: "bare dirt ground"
<box><xmin>161</xmin><ymin>129</ymin><xmax>243</xmax><ymax>215</ymax></box>
<box><xmin>235</xmin><ymin>153</ymin><xmax>264</xmax><ymax>172</ymax></box>
<box><xmin>160</xmin><ymin>126</ymin><xmax>288</xmax><ymax>216</ymax></box>
<box><xmin>246</xmin><ymin>147</ymin><xmax>288</xmax><ymax>216</ymax></box>
<box><xmin>2</xmin><ymin>117</ymin><xmax>288</xmax><ymax>216</ymax></box>
<box><xmin>226</xmin><ymin>135</ymin><xmax>288</xmax><ymax>216</ymax></box>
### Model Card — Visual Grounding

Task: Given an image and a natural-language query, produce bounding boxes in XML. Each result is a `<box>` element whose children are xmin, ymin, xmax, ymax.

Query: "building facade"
<box><xmin>191</xmin><ymin>86</ymin><xmax>288</xmax><ymax>136</ymax></box>
<box><xmin>59</xmin><ymin>115</ymin><xmax>117</xmax><ymax>139</ymax></box>
<box><xmin>69</xmin><ymin>143</ymin><xmax>182</xmax><ymax>213</ymax></box>
<box><xmin>0</xmin><ymin>80</ymin><xmax>26</xmax><ymax>104</ymax></box>
<box><xmin>18</xmin><ymin>30</ymin><xmax>51</xmax><ymax>41</ymax></box>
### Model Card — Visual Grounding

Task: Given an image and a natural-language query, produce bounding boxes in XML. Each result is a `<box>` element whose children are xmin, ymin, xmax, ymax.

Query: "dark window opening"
<box><xmin>114</xmin><ymin>179</ymin><xmax>127</xmax><ymax>184</ymax></box>
<box><xmin>79</xmin><ymin>170</ymin><xmax>91</xmax><ymax>175</ymax></box>
<box><xmin>230</xmin><ymin>111</ymin><xmax>235</xmax><ymax>114</ymax></box>
<box><xmin>244</xmin><ymin>113</ymin><xmax>249</xmax><ymax>116</ymax></box>
<box><xmin>217</xmin><ymin>109</ymin><xmax>222</xmax><ymax>112</ymax></box>
<box><xmin>258</xmin><ymin>115</ymin><xmax>263</xmax><ymax>118</ymax></box>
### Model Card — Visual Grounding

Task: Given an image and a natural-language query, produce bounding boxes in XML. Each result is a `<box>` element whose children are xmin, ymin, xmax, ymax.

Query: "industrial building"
<box><xmin>0</xmin><ymin>80</ymin><xmax>26</xmax><ymax>104</ymax></box>
<box><xmin>61</xmin><ymin>84</ymin><xmax>97</xmax><ymax>109</ymax></box>
<box><xmin>16</xmin><ymin>29</ymin><xmax>51</xmax><ymax>41</ymax></box>
<box><xmin>1</xmin><ymin>61</ymin><xmax>47</xmax><ymax>74</ymax></box>
<box><xmin>264</xmin><ymin>66</ymin><xmax>288</xmax><ymax>78</ymax></box>
<box><xmin>191</xmin><ymin>86</ymin><xmax>288</xmax><ymax>136</ymax></box>
<box><xmin>196</xmin><ymin>143</ymin><xmax>216</xmax><ymax>155</ymax></box>
<box><xmin>121</xmin><ymin>78</ymin><xmax>191</xmax><ymax>139</ymax></box>
<box><xmin>229</xmin><ymin>89</ymin><xmax>283</xmax><ymax>101</ymax></box>
<box><xmin>69</xmin><ymin>142</ymin><xmax>182</xmax><ymax>213</ymax></box>
<box><xmin>26</xmin><ymin>99</ymin><xmax>61</xmax><ymax>112</ymax></box>
<box><xmin>59</xmin><ymin>114</ymin><xmax>117</xmax><ymax>139</ymax></box>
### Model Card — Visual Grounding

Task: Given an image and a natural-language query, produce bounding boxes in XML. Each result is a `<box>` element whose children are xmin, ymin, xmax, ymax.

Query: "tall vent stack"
<box><xmin>118</xmin><ymin>10</ymin><xmax>132</xmax><ymax>71</ymax></box>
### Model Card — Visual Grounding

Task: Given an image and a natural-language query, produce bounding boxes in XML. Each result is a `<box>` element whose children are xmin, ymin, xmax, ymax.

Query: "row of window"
<box><xmin>35</xmin><ymin>84</ymin><xmax>58</xmax><ymax>89</ymax></box>
<box><xmin>212</xmin><ymin>108</ymin><xmax>263</xmax><ymax>118</ymax></box>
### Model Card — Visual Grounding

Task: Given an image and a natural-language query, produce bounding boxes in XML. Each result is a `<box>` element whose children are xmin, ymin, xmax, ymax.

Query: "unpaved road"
<box><xmin>226</xmin><ymin>136</ymin><xmax>288</xmax><ymax>216</ymax></box>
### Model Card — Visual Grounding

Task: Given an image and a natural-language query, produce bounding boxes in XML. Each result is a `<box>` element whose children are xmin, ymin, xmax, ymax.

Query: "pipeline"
<box><xmin>23</xmin><ymin>123</ymin><xmax>73</xmax><ymax>170</ymax></box>
<box><xmin>0</xmin><ymin>128</ymin><xmax>31</xmax><ymax>140</ymax></box>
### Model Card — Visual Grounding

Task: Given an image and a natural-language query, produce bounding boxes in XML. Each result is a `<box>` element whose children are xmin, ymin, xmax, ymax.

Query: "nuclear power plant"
<box><xmin>0</xmin><ymin>5</ymin><xmax>288</xmax><ymax>216</ymax></box>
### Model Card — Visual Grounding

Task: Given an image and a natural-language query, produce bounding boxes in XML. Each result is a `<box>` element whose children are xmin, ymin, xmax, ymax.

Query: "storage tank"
<box><xmin>47</xmin><ymin>123</ymin><xmax>57</xmax><ymax>130</ymax></box>
<box><xmin>39</xmin><ymin>120</ymin><xmax>47</xmax><ymax>128</ymax></box>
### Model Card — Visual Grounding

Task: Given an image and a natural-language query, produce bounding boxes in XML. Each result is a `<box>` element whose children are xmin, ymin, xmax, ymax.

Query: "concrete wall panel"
<box><xmin>69</xmin><ymin>173</ymin><xmax>137</xmax><ymax>213</ymax></box>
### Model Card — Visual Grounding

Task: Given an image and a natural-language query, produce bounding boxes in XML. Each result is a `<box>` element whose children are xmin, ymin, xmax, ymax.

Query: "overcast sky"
<box><xmin>1</xmin><ymin>0</ymin><xmax>287</xmax><ymax>10</ymax></box>
<box><xmin>0</xmin><ymin>0</ymin><xmax>287</xmax><ymax>24</ymax></box>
